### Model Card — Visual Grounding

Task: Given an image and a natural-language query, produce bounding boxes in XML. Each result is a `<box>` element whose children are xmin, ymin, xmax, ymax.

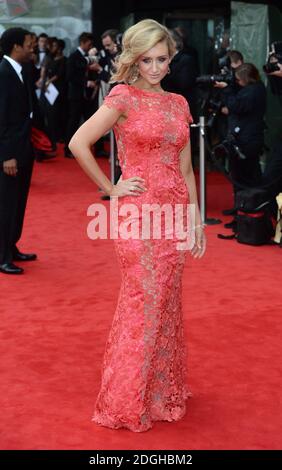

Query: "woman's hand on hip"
<box><xmin>110</xmin><ymin>176</ymin><xmax>147</xmax><ymax>198</ymax></box>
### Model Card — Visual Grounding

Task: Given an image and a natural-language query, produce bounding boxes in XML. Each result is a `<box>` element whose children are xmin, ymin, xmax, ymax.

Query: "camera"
<box><xmin>86</xmin><ymin>48</ymin><xmax>100</xmax><ymax>65</ymax></box>
<box><xmin>206</xmin><ymin>99</ymin><xmax>223</xmax><ymax>127</ymax></box>
<box><xmin>196</xmin><ymin>71</ymin><xmax>233</xmax><ymax>86</ymax></box>
<box><xmin>263</xmin><ymin>59</ymin><xmax>280</xmax><ymax>74</ymax></box>
<box><xmin>196</xmin><ymin>53</ymin><xmax>234</xmax><ymax>87</ymax></box>
<box><xmin>86</xmin><ymin>55</ymin><xmax>99</xmax><ymax>65</ymax></box>
<box><xmin>218</xmin><ymin>54</ymin><xmax>231</xmax><ymax>69</ymax></box>
<box><xmin>115</xmin><ymin>33</ymin><xmax>123</xmax><ymax>54</ymax></box>
<box><xmin>213</xmin><ymin>128</ymin><xmax>247</xmax><ymax>161</ymax></box>
<box><xmin>263</xmin><ymin>41</ymin><xmax>282</xmax><ymax>95</ymax></box>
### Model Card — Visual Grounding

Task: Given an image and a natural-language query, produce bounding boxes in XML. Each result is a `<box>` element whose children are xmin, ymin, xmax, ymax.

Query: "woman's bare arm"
<box><xmin>180</xmin><ymin>140</ymin><xmax>206</xmax><ymax>258</ymax></box>
<box><xmin>180</xmin><ymin>140</ymin><xmax>201</xmax><ymax>223</ymax></box>
<box><xmin>69</xmin><ymin>105</ymin><xmax>146</xmax><ymax>197</ymax></box>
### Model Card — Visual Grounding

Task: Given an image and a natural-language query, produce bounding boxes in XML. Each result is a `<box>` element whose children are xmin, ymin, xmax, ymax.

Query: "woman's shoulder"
<box><xmin>169</xmin><ymin>93</ymin><xmax>193</xmax><ymax>122</ymax></box>
<box><xmin>170</xmin><ymin>92</ymin><xmax>187</xmax><ymax>104</ymax></box>
<box><xmin>169</xmin><ymin>92</ymin><xmax>190</xmax><ymax>110</ymax></box>
<box><xmin>103</xmin><ymin>84</ymin><xmax>132</xmax><ymax>113</ymax></box>
<box><xmin>108</xmin><ymin>83</ymin><xmax>131</xmax><ymax>97</ymax></box>
<box><xmin>245</xmin><ymin>80</ymin><xmax>266</xmax><ymax>96</ymax></box>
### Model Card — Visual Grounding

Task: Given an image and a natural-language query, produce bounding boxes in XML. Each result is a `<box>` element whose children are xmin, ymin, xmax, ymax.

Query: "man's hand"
<box><xmin>3</xmin><ymin>158</ymin><xmax>18</xmax><ymax>176</ymax></box>
<box><xmin>221</xmin><ymin>106</ymin><xmax>229</xmax><ymax>115</ymax></box>
<box><xmin>214</xmin><ymin>81</ymin><xmax>228</xmax><ymax>88</ymax></box>
<box><xmin>87</xmin><ymin>80</ymin><xmax>97</xmax><ymax>88</ymax></box>
<box><xmin>35</xmin><ymin>78</ymin><xmax>43</xmax><ymax>89</ymax></box>
<box><xmin>268</xmin><ymin>63</ymin><xmax>282</xmax><ymax>77</ymax></box>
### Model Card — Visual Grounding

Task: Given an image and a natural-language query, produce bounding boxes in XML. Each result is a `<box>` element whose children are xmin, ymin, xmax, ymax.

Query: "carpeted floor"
<box><xmin>0</xmin><ymin>148</ymin><xmax>281</xmax><ymax>450</ymax></box>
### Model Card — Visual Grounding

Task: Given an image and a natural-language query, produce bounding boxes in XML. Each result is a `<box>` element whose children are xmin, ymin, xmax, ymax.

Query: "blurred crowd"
<box><xmin>1</xmin><ymin>25</ymin><xmax>281</xmax><ymax>209</ymax></box>
<box><xmin>0</xmin><ymin>23</ymin><xmax>281</xmax><ymax>273</ymax></box>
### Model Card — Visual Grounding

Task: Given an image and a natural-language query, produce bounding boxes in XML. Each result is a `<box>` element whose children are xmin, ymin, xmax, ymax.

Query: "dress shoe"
<box><xmin>224</xmin><ymin>219</ymin><xmax>237</xmax><ymax>230</ymax></box>
<box><xmin>222</xmin><ymin>207</ymin><xmax>237</xmax><ymax>216</ymax></box>
<box><xmin>95</xmin><ymin>150</ymin><xmax>110</xmax><ymax>157</ymax></box>
<box><xmin>13</xmin><ymin>251</ymin><xmax>37</xmax><ymax>261</ymax></box>
<box><xmin>0</xmin><ymin>263</ymin><xmax>24</xmax><ymax>274</ymax></box>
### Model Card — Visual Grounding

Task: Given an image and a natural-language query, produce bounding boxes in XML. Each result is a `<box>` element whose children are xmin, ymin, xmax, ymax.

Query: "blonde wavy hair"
<box><xmin>110</xmin><ymin>19</ymin><xmax>176</xmax><ymax>84</ymax></box>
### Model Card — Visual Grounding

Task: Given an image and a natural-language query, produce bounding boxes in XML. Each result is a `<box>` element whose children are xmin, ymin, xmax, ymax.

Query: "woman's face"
<box><xmin>136</xmin><ymin>40</ymin><xmax>170</xmax><ymax>86</ymax></box>
<box><xmin>235</xmin><ymin>75</ymin><xmax>246</xmax><ymax>87</ymax></box>
<box><xmin>51</xmin><ymin>41</ymin><xmax>59</xmax><ymax>55</ymax></box>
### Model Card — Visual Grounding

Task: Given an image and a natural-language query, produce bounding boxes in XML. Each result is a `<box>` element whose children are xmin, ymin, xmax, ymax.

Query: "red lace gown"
<box><xmin>92</xmin><ymin>84</ymin><xmax>193</xmax><ymax>432</ymax></box>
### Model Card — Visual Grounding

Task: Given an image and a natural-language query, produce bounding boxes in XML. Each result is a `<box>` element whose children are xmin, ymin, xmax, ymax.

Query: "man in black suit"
<box><xmin>0</xmin><ymin>28</ymin><xmax>36</xmax><ymax>275</ymax></box>
<box><xmin>162</xmin><ymin>29</ymin><xmax>197</xmax><ymax>118</ymax></box>
<box><xmin>65</xmin><ymin>32</ymin><xmax>94</xmax><ymax>158</ymax></box>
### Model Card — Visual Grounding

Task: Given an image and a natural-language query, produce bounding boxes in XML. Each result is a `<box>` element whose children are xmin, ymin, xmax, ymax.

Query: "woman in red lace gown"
<box><xmin>69</xmin><ymin>19</ymin><xmax>206</xmax><ymax>432</ymax></box>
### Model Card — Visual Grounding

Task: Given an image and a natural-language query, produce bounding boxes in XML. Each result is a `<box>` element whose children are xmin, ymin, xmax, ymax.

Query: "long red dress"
<box><xmin>92</xmin><ymin>84</ymin><xmax>193</xmax><ymax>432</ymax></box>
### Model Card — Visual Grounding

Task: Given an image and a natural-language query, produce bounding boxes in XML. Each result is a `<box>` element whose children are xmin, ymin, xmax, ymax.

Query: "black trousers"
<box><xmin>39</xmin><ymin>95</ymin><xmax>59</xmax><ymax>148</ymax></box>
<box><xmin>0</xmin><ymin>160</ymin><xmax>34</xmax><ymax>264</ymax></box>
<box><xmin>65</xmin><ymin>98</ymin><xmax>93</xmax><ymax>146</ymax></box>
<box><xmin>65</xmin><ymin>98</ymin><xmax>104</xmax><ymax>153</ymax></box>
<box><xmin>229</xmin><ymin>142</ymin><xmax>263</xmax><ymax>191</ymax></box>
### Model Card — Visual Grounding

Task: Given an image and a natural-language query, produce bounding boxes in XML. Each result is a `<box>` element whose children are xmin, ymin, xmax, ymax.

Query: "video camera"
<box><xmin>196</xmin><ymin>54</ymin><xmax>234</xmax><ymax>87</ymax></box>
<box><xmin>196</xmin><ymin>54</ymin><xmax>235</xmax><ymax>129</ymax></box>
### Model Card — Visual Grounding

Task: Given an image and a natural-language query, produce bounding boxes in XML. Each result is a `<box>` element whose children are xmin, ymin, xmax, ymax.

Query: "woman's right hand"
<box><xmin>109</xmin><ymin>176</ymin><xmax>147</xmax><ymax>198</ymax></box>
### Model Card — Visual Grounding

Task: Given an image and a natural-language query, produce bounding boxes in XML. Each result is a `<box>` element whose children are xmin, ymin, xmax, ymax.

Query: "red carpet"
<box><xmin>1</xmin><ymin>147</ymin><xmax>281</xmax><ymax>450</ymax></box>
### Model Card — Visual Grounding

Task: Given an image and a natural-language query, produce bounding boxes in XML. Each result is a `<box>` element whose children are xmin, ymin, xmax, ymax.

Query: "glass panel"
<box><xmin>0</xmin><ymin>0</ymin><xmax>92</xmax><ymax>54</ymax></box>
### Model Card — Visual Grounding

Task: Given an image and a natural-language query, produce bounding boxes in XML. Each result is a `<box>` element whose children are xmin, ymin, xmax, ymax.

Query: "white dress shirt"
<box><xmin>77</xmin><ymin>46</ymin><xmax>86</xmax><ymax>57</ymax></box>
<box><xmin>3</xmin><ymin>55</ymin><xmax>23</xmax><ymax>82</ymax></box>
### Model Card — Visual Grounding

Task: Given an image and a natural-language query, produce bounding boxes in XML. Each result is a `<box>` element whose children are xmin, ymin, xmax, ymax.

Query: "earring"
<box><xmin>167</xmin><ymin>66</ymin><xmax>171</xmax><ymax>75</ymax></box>
<box><xmin>130</xmin><ymin>63</ymin><xmax>140</xmax><ymax>83</ymax></box>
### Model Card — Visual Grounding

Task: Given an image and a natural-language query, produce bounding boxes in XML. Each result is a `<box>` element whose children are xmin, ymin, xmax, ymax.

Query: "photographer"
<box><xmin>162</xmin><ymin>29</ymin><xmax>197</xmax><ymax>117</ymax></box>
<box><xmin>215</xmin><ymin>63</ymin><xmax>266</xmax><ymax>226</ymax></box>
<box><xmin>264</xmin><ymin>41</ymin><xmax>282</xmax><ymax>79</ymax></box>
<box><xmin>216</xmin><ymin>51</ymin><xmax>244</xmax><ymax>142</ymax></box>
<box><xmin>86</xmin><ymin>29</ymin><xmax>120</xmax><ymax>159</ymax></box>
<box><xmin>228</xmin><ymin>50</ymin><xmax>243</xmax><ymax>70</ymax></box>
<box><xmin>89</xmin><ymin>29</ymin><xmax>120</xmax><ymax>93</ymax></box>
<box><xmin>262</xmin><ymin>44</ymin><xmax>282</xmax><ymax>211</ymax></box>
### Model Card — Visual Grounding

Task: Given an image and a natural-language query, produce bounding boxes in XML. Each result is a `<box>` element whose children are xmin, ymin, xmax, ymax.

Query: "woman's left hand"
<box><xmin>191</xmin><ymin>226</ymin><xmax>207</xmax><ymax>259</ymax></box>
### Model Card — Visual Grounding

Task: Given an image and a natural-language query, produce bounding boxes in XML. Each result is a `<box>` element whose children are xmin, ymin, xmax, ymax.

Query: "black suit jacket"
<box><xmin>0</xmin><ymin>58</ymin><xmax>33</xmax><ymax>166</ymax></box>
<box><xmin>162</xmin><ymin>51</ymin><xmax>197</xmax><ymax>102</ymax></box>
<box><xmin>223</xmin><ymin>81</ymin><xmax>267</xmax><ymax>147</ymax></box>
<box><xmin>66</xmin><ymin>49</ymin><xmax>88</xmax><ymax>100</ymax></box>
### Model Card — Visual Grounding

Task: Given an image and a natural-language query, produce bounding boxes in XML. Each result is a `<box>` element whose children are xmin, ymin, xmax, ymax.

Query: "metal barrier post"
<box><xmin>191</xmin><ymin>116</ymin><xmax>221</xmax><ymax>225</ymax></box>
<box><xmin>110</xmin><ymin>130</ymin><xmax>115</xmax><ymax>184</ymax></box>
<box><xmin>199</xmin><ymin>116</ymin><xmax>206</xmax><ymax>223</ymax></box>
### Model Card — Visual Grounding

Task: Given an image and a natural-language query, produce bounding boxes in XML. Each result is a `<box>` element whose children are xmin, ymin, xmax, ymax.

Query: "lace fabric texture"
<box><xmin>92</xmin><ymin>84</ymin><xmax>193</xmax><ymax>432</ymax></box>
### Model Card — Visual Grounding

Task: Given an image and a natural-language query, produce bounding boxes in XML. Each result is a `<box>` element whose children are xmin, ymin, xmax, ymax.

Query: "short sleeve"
<box><xmin>103</xmin><ymin>84</ymin><xmax>130</xmax><ymax>114</ymax></box>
